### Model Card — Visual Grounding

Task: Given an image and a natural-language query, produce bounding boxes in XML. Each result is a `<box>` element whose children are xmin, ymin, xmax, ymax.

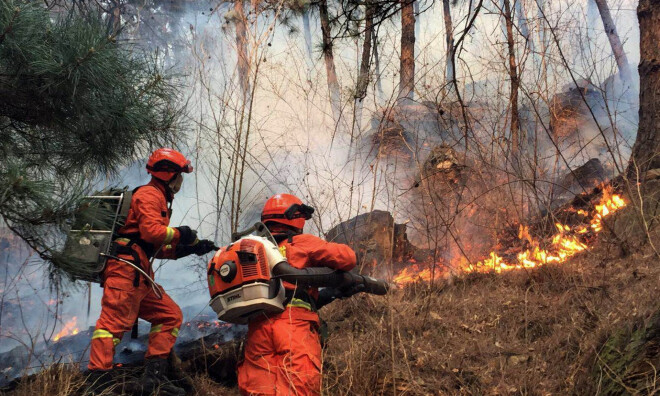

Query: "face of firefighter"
<box><xmin>168</xmin><ymin>173</ymin><xmax>184</xmax><ymax>194</ymax></box>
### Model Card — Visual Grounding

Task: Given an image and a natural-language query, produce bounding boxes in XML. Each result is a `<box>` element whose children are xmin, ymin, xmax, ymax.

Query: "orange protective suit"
<box><xmin>88</xmin><ymin>179</ymin><xmax>184</xmax><ymax>371</ymax></box>
<box><xmin>237</xmin><ymin>233</ymin><xmax>356</xmax><ymax>396</ymax></box>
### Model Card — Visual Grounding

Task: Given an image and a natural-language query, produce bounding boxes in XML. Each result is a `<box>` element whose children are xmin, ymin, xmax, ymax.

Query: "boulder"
<box><xmin>325</xmin><ymin>210</ymin><xmax>426</xmax><ymax>271</ymax></box>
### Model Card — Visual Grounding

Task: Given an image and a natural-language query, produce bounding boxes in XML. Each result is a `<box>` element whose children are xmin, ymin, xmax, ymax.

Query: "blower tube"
<box><xmin>270</xmin><ymin>262</ymin><xmax>389</xmax><ymax>295</ymax></box>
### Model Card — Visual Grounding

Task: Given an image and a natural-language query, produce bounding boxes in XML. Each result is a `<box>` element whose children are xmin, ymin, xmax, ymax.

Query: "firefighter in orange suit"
<box><xmin>86</xmin><ymin>148</ymin><xmax>216</xmax><ymax>395</ymax></box>
<box><xmin>237</xmin><ymin>193</ymin><xmax>357</xmax><ymax>396</ymax></box>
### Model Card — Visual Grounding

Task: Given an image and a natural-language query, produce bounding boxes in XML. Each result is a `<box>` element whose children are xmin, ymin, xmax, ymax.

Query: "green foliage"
<box><xmin>0</xmin><ymin>0</ymin><xmax>182</xmax><ymax>280</ymax></box>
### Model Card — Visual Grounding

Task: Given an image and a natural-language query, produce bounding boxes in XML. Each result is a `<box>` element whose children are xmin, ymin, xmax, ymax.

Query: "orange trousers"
<box><xmin>238</xmin><ymin>307</ymin><xmax>322</xmax><ymax>396</ymax></box>
<box><xmin>88</xmin><ymin>274</ymin><xmax>182</xmax><ymax>371</ymax></box>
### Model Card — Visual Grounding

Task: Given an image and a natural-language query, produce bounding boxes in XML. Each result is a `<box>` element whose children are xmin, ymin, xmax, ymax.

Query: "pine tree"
<box><xmin>0</xmin><ymin>0</ymin><xmax>182</xmax><ymax>280</ymax></box>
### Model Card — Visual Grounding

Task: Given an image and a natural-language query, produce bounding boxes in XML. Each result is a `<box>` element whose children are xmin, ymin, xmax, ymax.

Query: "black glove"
<box><xmin>316</xmin><ymin>288</ymin><xmax>343</xmax><ymax>309</ymax></box>
<box><xmin>176</xmin><ymin>226</ymin><xmax>197</xmax><ymax>245</ymax></box>
<box><xmin>338</xmin><ymin>282</ymin><xmax>367</xmax><ymax>298</ymax></box>
<box><xmin>191</xmin><ymin>239</ymin><xmax>217</xmax><ymax>256</ymax></box>
<box><xmin>175</xmin><ymin>239</ymin><xmax>217</xmax><ymax>258</ymax></box>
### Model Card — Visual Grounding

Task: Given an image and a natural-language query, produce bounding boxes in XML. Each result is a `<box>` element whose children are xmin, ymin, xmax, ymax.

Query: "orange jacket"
<box><xmin>278</xmin><ymin>233</ymin><xmax>357</xmax><ymax>300</ymax></box>
<box><xmin>103</xmin><ymin>179</ymin><xmax>182</xmax><ymax>280</ymax></box>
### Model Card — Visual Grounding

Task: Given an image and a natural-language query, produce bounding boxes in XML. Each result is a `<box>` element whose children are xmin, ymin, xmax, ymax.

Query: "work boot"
<box><xmin>167</xmin><ymin>351</ymin><xmax>194</xmax><ymax>393</ymax></box>
<box><xmin>84</xmin><ymin>369</ymin><xmax>114</xmax><ymax>395</ymax></box>
<box><xmin>140</xmin><ymin>357</ymin><xmax>186</xmax><ymax>396</ymax></box>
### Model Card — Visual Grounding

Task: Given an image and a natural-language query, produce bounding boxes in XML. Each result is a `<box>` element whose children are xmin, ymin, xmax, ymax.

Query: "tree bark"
<box><xmin>503</xmin><ymin>0</ymin><xmax>520</xmax><ymax>156</ymax></box>
<box><xmin>319</xmin><ymin>0</ymin><xmax>342</xmax><ymax>124</ymax></box>
<box><xmin>234</xmin><ymin>0</ymin><xmax>250</xmax><ymax>102</ymax></box>
<box><xmin>628</xmin><ymin>0</ymin><xmax>660</xmax><ymax>176</ymax></box>
<box><xmin>373</xmin><ymin>28</ymin><xmax>385</xmax><ymax>104</ymax></box>
<box><xmin>593</xmin><ymin>0</ymin><xmax>632</xmax><ymax>84</ymax></box>
<box><xmin>302</xmin><ymin>9</ymin><xmax>313</xmax><ymax>79</ymax></box>
<box><xmin>399</xmin><ymin>0</ymin><xmax>415</xmax><ymax>99</ymax></box>
<box><xmin>442</xmin><ymin>0</ymin><xmax>455</xmax><ymax>83</ymax></box>
<box><xmin>108</xmin><ymin>0</ymin><xmax>121</xmax><ymax>35</ymax></box>
<box><xmin>355</xmin><ymin>3</ymin><xmax>374</xmax><ymax>101</ymax></box>
<box><xmin>353</xmin><ymin>2</ymin><xmax>374</xmax><ymax>134</ymax></box>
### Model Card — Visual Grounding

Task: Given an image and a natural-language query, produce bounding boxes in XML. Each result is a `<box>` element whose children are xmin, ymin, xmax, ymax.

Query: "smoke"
<box><xmin>0</xmin><ymin>0</ymin><xmax>642</xmax><ymax>370</ymax></box>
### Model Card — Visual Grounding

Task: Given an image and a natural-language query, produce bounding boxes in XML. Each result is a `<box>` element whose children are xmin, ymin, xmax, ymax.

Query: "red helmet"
<box><xmin>146</xmin><ymin>148</ymin><xmax>193</xmax><ymax>182</ymax></box>
<box><xmin>261</xmin><ymin>193</ymin><xmax>315</xmax><ymax>232</ymax></box>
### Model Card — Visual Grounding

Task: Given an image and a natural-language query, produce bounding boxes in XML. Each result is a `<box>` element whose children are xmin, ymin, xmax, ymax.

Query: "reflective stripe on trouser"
<box><xmin>238</xmin><ymin>307</ymin><xmax>321</xmax><ymax>396</ymax></box>
<box><xmin>147</xmin><ymin>323</ymin><xmax>180</xmax><ymax>359</ymax></box>
<box><xmin>87</xmin><ymin>273</ymin><xmax>182</xmax><ymax>371</ymax></box>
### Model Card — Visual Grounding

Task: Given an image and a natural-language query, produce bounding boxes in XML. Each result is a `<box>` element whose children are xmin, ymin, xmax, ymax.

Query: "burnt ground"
<box><xmin>3</xmin><ymin>200</ymin><xmax>660</xmax><ymax>396</ymax></box>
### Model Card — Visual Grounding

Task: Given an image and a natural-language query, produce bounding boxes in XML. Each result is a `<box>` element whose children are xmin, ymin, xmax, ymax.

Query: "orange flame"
<box><xmin>394</xmin><ymin>187</ymin><xmax>626</xmax><ymax>284</ymax></box>
<box><xmin>53</xmin><ymin>316</ymin><xmax>79</xmax><ymax>342</ymax></box>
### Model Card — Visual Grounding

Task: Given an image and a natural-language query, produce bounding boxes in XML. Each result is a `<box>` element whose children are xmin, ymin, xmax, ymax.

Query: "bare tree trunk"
<box><xmin>503</xmin><ymin>0</ymin><xmax>520</xmax><ymax>156</ymax></box>
<box><xmin>373</xmin><ymin>28</ymin><xmax>385</xmax><ymax>104</ymax></box>
<box><xmin>107</xmin><ymin>0</ymin><xmax>121</xmax><ymax>35</ymax></box>
<box><xmin>442</xmin><ymin>0</ymin><xmax>455</xmax><ymax>83</ymax></box>
<box><xmin>353</xmin><ymin>2</ymin><xmax>374</xmax><ymax>133</ymax></box>
<box><xmin>319</xmin><ymin>0</ymin><xmax>342</xmax><ymax>124</ymax></box>
<box><xmin>515</xmin><ymin>0</ymin><xmax>535</xmax><ymax>61</ymax></box>
<box><xmin>234</xmin><ymin>0</ymin><xmax>250</xmax><ymax>102</ymax></box>
<box><xmin>355</xmin><ymin>3</ymin><xmax>373</xmax><ymax>101</ymax></box>
<box><xmin>629</xmin><ymin>0</ymin><xmax>660</xmax><ymax>175</ymax></box>
<box><xmin>399</xmin><ymin>0</ymin><xmax>415</xmax><ymax>100</ymax></box>
<box><xmin>302</xmin><ymin>9</ymin><xmax>313</xmax><ymax>79</ymax></box>
<box><xmin>593</xmin><ymin>0</ymin><xmax>632</xmax><ymax>83</ymax></box>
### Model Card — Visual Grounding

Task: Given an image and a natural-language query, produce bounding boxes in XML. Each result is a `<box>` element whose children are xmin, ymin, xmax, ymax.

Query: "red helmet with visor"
<box><xmin>146</xmin><ymin>148</ymin><xmax>193</xmax><ymax>182</ymax></box>
<box><xmin>261</xmin><ymin>193</ymin><xmax>314</xmax><ymax>233</ymax></box>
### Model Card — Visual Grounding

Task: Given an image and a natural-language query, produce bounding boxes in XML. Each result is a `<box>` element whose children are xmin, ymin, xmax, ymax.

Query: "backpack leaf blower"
<box><xmin>207</xmin><ymin>222</ymin><xmax>389</xmax><ymax>324</ymax></box>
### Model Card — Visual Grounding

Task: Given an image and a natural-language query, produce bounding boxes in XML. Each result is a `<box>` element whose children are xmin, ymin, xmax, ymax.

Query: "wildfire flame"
<box><xmin>393</xmin><ymin>187</ymin><xmax>627</xmax><ymax>284</ymax></box>
<box><xmin>53</xmin><ymin>316</ymin><xmax>79</xmax><ymax>342</ymax></box>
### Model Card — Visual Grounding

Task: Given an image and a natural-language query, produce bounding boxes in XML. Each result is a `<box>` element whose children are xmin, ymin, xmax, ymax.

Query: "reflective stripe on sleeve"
<box><xmin>171</xmin><ymin>328</ymin><xmax>179</xmax><ymax>337</ymax></box>
<box><xmin>150</xmin><ymin>324</ymin><xmax>163</xmax><ymax>334</ymax></box>
<box><xmin>164</xmin><ymin>227</ymin><xmax>176</xmax><ymax>244</ymax></box>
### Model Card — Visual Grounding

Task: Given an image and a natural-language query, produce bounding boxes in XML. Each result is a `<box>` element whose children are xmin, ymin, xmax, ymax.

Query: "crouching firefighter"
<box><xmin>86</xmin><ymin>148</ymin><xmax>217</xmax><ymax>396</ymax></box>
<box><xmin>207</xmin><ymin>193</ymin><xmax>389</xmax><ymax>396</ymax></box>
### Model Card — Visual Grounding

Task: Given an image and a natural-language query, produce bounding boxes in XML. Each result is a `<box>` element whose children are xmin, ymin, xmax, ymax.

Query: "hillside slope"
<box><xmin>319</xmin><ymin>221</ymin><xmax>660</xmax><ymax>395</ymax></box>
<box><xmin>5</xmin><ymin>203</ymin><xmax>660</xmax><ymax>396</ymax></box>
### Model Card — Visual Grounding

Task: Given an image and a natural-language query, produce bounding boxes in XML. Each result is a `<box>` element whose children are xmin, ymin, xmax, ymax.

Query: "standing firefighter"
<box><xmin>86</xmin><ymin>148</ymin><xmax>215</xmax><ymax>395</ymax></box>
<box><xmin>237</xmin><ymin>193</ymin><xmax>357</xmax><ymax>396</ymax></box>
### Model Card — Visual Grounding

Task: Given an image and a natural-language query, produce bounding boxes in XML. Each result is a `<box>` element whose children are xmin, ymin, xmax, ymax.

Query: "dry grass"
<box><xmin>8</xmin><ymin>364</ymin><xmax>85</xmax><ymax>396</ymax></box>
<box><xmin>320</xmin><ymin>215</ymin><xmax>660</xmax><ymax>395</ymax></box>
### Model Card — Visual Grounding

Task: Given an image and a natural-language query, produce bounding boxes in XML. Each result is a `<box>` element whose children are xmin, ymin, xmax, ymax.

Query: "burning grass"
<box><xmin>393</xmin><ymin>185</ymin><xmax>628</xmax><ymax>285</ymax></box>
<box><xmin>320</xmin><ymin>219</ymin><xmax>660</xmax><ymax>395</ymax></box>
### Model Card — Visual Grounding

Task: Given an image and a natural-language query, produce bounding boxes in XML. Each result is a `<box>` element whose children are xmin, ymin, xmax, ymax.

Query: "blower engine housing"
<box><xmin>208</xmin><ymin>235</ymin><xmax>286</xmax><ymax>324</ymax></box>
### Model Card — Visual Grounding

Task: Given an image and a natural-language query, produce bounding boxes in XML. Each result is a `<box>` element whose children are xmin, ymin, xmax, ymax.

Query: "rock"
<box><xmin>552</xmin><ymin>158</ymin><xmax>607</xmax><ymax>210</ymax></box>
<box><xmin>325</xmin><ymin>210</ymin><xmax>427</xmax><ymax>271</ymax></box>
